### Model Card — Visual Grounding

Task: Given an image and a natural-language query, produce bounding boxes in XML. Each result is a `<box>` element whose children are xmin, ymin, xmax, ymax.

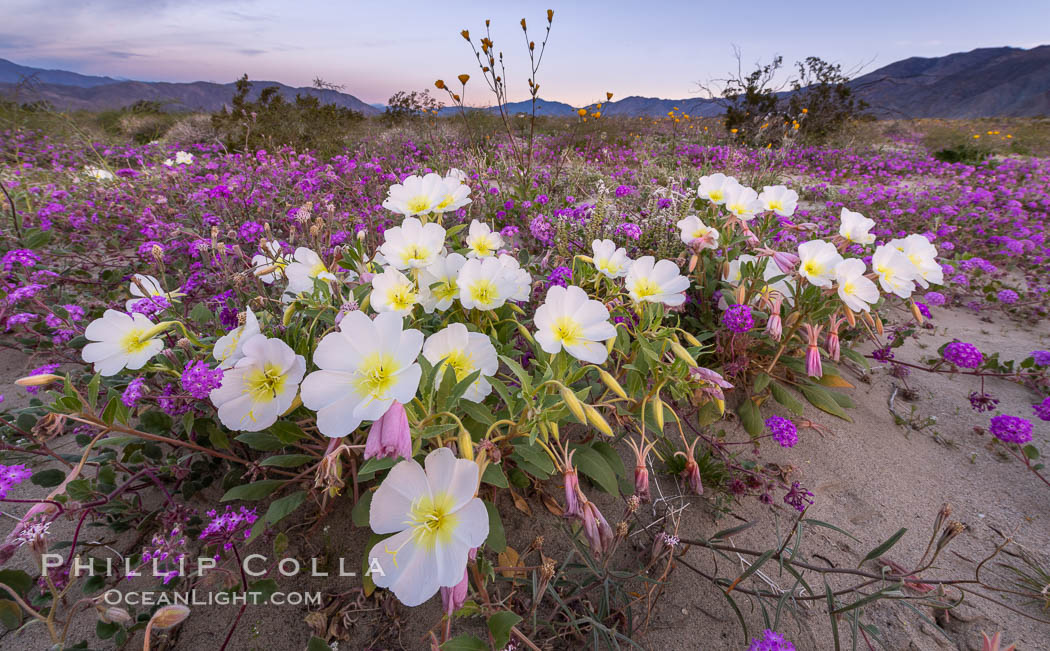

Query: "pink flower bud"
<box><xmin>634</xmin><ymin>464</ymin><xmax>651</xmax><ymax>503</ymax></box>
<box><xmin>806</xmin><ymin>344</ymin><xmax>823</xmax><ymax>378</ymax></box>
<box><xmin>580</xmin><ymin>499</ymin><xmax>614</xmax><ymax>557</ymax></box>
<box><xmin>440</xmin><ymin>569</ymin><xmax>469</xmax><ymax>616</ymax></box>
<box><xmin>827</xmin><ymin>331</ymin><xmax>840</xmax><ymax>362</ymax></box>
<box><xmin>766</xmin><ymin>312</ymin><xmax>782</xmax><ymax>340</ymax></box>
<box><xmin>682</xmin><ymin>459</ymin><xmax>703</xmax><ymax>495</ymax></box>
<box><xmin>563</xmin><ymin>467</ymin><xmax>582</xmax><ymax>518</ymax></box>
<box><xmin>364</xmin><ymin>402</ymin><xmax>412</xmax><ymax>460</ymax></box>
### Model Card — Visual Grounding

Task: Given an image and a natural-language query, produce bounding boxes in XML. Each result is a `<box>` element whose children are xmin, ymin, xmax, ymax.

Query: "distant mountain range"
<box><xmin>2</xmin><ymin>45</ymin><xmax>1048</xmax><ymax>119</ymax></box>
<box><xmin>0</xmin><ymin>59</ymin><xmax>381</xmax><ymax>115</ymax></box>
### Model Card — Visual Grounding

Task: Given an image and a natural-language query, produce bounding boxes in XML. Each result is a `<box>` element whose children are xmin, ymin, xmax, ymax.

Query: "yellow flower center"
<box><xmin>631</xmin><ymin>277</ymin><xmax>662</xmax><ymax>299</ymax></box>
<box><xmin>309</xmin><ymin>261</ymin><xmax>328</xmax><ymax>278</ymax></box>
<box><xmin>385</xmin><ymin>283</ymin><xmax>418</xmax><ymax>311</ymax></box>
<box><xmin>384</xmin><ymin>492</ymin><xmax>458</xmax><ymax>567</ymax></box>
<box><xmin>243</xmin><ymin>363</ymin><xmax>286</xmax><ymax>403</ymax></box>
<box><xmin>442</xmin><ymin>349</ymin><xmax>476</xmax><ymax>381</ymax></box>
<box><xmin>470</xmin><ymin>238</ymin><xmax>492</xmax><ymax>256</ymax></box>
<box><xmin>435</xmin><ymin>195</ymin><xmax>454</xmax><ymax>210</ymax></box>
<box><xmin>767</xmin><ymin>199</ymin><xmax>782</xmax><ymax>211</ymax></box>
<box><xmin>708</xmin><ymin>189</ymin><xmax>724</xmax><ymax>203</ymax></box>
<box><xmin>120</xmin><ymin>329</ymin><xmax>150</xmax><ymax>354</ymax></box>
<box><xmin>433</xmin><ymin>278</ymin><xmax>458</xmax><ymax>302</ymax></box>
<box><xmin>354</xmin><ymin>353</ymin><xmax>400</xmax><ymax>400</ymax></box>
<box><xmin>803</xmin><ymin>261</ymin><xmax>823</xmax><ymax>277</ymax></box>
<box><xmin>551</xmin><ymin>316</ymin><xmax>582</xmax><ymax>347</ymax></box>
<box><xmin>876</xmin><ymin>264</ymin><xmax>893</xmax><ymax>281</ymax></box>
<box><xmin>597</xmin><ymin>258</ymin><xmax>621</xmax><ymax>274</ymax></box>
<box><xmin>842</xmin><ymin>281</ymin><xmax>856</xmax><ymax>296</ymax></box>
<box><xmin>400</xmin><ymin>244</ymin><xmax>432</xmax><ymax>265</ymax></box>
<box><xmin>406</xmin><ymin>195</ymin><xmax>431</xmax><ymax>214</ymax></box>
<box><xmin>467</xmin><ymin>279</ymin><xmax>498</xmax><ymax>306</ymax></box>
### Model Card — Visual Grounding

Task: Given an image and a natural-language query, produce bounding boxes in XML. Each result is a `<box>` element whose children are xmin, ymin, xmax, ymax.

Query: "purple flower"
<box><xmin>180</xmin><ymin>361</ymin><xmax>223</xmax><ymax>400</ymax></box>
<box><xmin>924</xmin><ymin>292</ymin><xmax>946</xmax><ymax>306</ymax></box>
<box><xmin>528</xmin><ymin>214</ymin><xmax>554</xmax><ymax>245</ymax></box>
<box><xmin>1030</xmin><ymin>350</ymin><xmax>1050</xmax><ymax>367</ymax></box>
<box><xmin>996</xmin><ymin>289</ymin><xmax>1019</xmax><ymax>304</ymax></box>
<box><xmin>968</xmin><ymin>391</ymin><xmax>999</xmax><ymax>413</ymax></box>
<box><xmin>1032</xmin><ymin>397</ymin><xmax>1050</xmax><ymax>422</ymax></box>
<box><xmin>200</xmin><ymin>506</ymin><xmax>259</xmax><ymax>553</ymax></box>
<box><xmin>721</xmin><ymin>304</ymin><xmax>754</xmax><ymax>333</ymax></box>
<box><xmin>547</xmin><ymin>266</ymin><xmax>572</xmax><ymax>288</ymax></box>
<box><xmin>1</xmin><ymin>249</ymin><xmax>41</xmax><ymax>271</ymax></box>
<box><xmin>748</xmin><ymin>629</ymin><xmax>796</xmax><ymax>651</ymax></box>
<box><xmin>0</xmin><ymin>463</ymin><xmax>33</xmax><ymax>499</ymax></box>
<box><xmin>765</xmin><ymin>416</ymin><xmax>798</xmax><ymax>448</ymax></box>
<box><xmin>129</xmin><ymin>295</ymin><xmax>171</xmax><ymax>316</ymax></box>
<box><xmin>122</xmin><ymin>378</ymin><xmax>147</xmax><ymax>408</ymax></box>
<box><xmin>614</xmin><ymin>222</ymin><xmax>642</xmax><ymax>240</ymax></box>
<box><xmin>783</xmin><ymin>481</ymin><xmax>813</xmax><ymax>513</ymax></box>
<box><xmin>914</xmin><ymin>301</ymin><xmax>932</xmax><ymax>319</ymax></box>
<box><xmin>872</xmin><ymin>346</ymin><xmax>894</xmax><ymax>363</ymax></box>
<box><xmin>942</xmin><ymin>342</ymin><xmax>982</xmax><ymax>369</ymax></box>
<box><xmin>988</xmin><ymin>414</ymin><xmax>1033</xmax><ymax>444</ymax></box>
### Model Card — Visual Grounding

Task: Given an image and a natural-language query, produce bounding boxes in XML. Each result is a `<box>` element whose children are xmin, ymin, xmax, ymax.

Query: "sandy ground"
<box><xmin>1</xmin><ymin>304</ymin><xmax>1048</xmax><ymax>650</ymax></box>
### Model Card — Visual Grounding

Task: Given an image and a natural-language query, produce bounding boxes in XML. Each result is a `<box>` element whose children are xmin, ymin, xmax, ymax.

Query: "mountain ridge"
<box><xmin>2</xmin><ymin>45</ymin><xmax>1048</xmax><ymax>118</ymax></box>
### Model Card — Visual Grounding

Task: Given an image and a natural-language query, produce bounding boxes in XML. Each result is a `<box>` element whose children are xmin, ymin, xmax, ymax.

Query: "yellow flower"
<box><xmin>458</xmin><ymin>74</ymin><xmax>470</xmax><ymax>85</ymax></box>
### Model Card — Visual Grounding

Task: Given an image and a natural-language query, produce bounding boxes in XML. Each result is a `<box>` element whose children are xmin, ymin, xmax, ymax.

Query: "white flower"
<box><xmin>889</xmin><ymin>235</ymin><xmax>942</xmax><ymax>288</ymax></box>
<box><xmin>839</xmin><ymin>208</ymin><xmax>876</xmax><ymax>245</ymax></box>
<box><xmin>382</xmin><ymin>173</ymin><xmax>449</xmax><ymax>217</ymax></box>
<box><xmin>445</xmin><ymin>168</ymin><xmax>468</xmax><ymax>182</ymax></box>
<box><xmin>367</xmin><ymin>447</ymin><xmax>488</xmax><ymax>606</ymax></box>
<box><xmin>696</xmin><ymin>173</ymin><xmax>739</xmax><ymax>205</ymax></box>
<box><xmin>370</xmin><ymin>267</ymin><xmax>419</xmax><ymax>316</ymax></box>
<box><xmin>251</xmin><ymin>240</ymin><xmax>291</xmax><ymax>285</ymax></box>
<box><xmin>418</xmin><ymin>253</ymin><xmax>466</xmax><ymax>313</ymax></box>
<box><xmin>723</xmin><ymin>184</ymin><xmax>764</xmax><ymax>221</ymax></box>
<box><xmin>534</xmin><ymin>285</ymin><xmax>617</xmax><ymax>364</ymax></box>
<box><xmin>300</xmin><ymin>311</ymin><xmax>423</xmax><ymax>438</ymax></box>
<box><xmin>208</xmin><ymin>335</ymin><xmax>306</xmax><ymax>432</ymax></box>
<box><xmin>422</xmin><ymin>323</ymin><xmax>498</xmax><ymax>402</ymax></box>
<box><xmin>162</xmin><ymin>159</ymin><xmax>174</xmax><ymax>167</ymax></box>
<box><xmin>213</xmin><ymin>307</ymin><xmax>261</xmax><ymax>369</ymax></box>
<box><xmin>464</xmin><ymin>220</ymin><xmax>502</xmax><ymax>258</ymax></box>
<box><xmin>591</xmin><ymin>239</ymin><xmax>630</xmax><ymax>278</ymax></box>
<box><xmin>833</xmin><ymin>259</ymin><xmax>880</xmax><ymax>312</ymax></box>
<box><xmin>625</xmin><ymin>256</ymin><xmax>689</xmax><ymax>306</ymax></box>
<box><xmin>84</xmin><ymin>166</ymin><xmax>114</xmax><ymax>181</ymax></box>
<box><xmin>758</xmin><ymin>185</ymin><xmax>798</xmax><ymax>217</ymax></box>
<box><xmin>174</xmin><ymin>151</ymin><xmax>194</xmax><ymax>165</ymax></box>
<box><xmin>496</xmin><ymin>255</ymin><xmax>532</xmax><ymax>302</ymax></box>
<box><xmin>125</xmin><ymin>274</ymin><xmax>182</xmax><ymax>311</ymax></box>
<box><xmin>285</xmin><ymin>247</ymin><xmax>337</xmax><ymax>295</ymax></box>
<box><xmin>82</xmin><ymin>310</ymin><xmax>165</xmax><ymax>376</ymax></box>
<box><xmin>457</xmin><ymin>257</ymin><xmax>519</xmax><ymax>310</ymax></box>
<box><xmin>434</xmin><ymin>176</ymin><xmax>472</xmax><ymax>213</ymax></box>
<box><xmin>675</xmin><ymin>216</ymin><xmax>719</xmax><ymax>249</ymax></box>
<box><xmin>797</xmin><ymin>240</ymin><xmax>843</xmax><ymax>288</ymax></box>
<box><xmin>379</xmin><ymin>217</ymin><xmax>446</xmax><ymax>270</ymax></box>
<box><xmin>872</xmin><ymin>244</ymin><xmax>918</xmax><ymax>298</ymax></box>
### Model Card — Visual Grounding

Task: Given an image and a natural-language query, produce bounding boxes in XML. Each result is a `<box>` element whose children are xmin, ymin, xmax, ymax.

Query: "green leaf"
<box><xmin>568</xmin><ymin>444</ymin><xmax>619</xmax><ymax>496</ymax></box>
<box><xmin>86</xmin><ymin>373</ymin><xmax>101</xmax><ymax>412</ymax></box>
<box><xmin>260</xmin><ymin>454</ymin><xmax>315</xmax><ymax>468</ymax></box>
<box><xmin>800</xmin><ymin>384</ymin><xmax>852</xmax><ymax>421</ymax></box>
<box><xmin>1022</xmin><ymin>444</ymin><xmax>1040</xmax><ymax>460</ymax></box>
<box><xmin>352</xmin><ymin>490</ymin><xmax>374</xmax><ymax>527</ymax></box>
<box><xmin>31</xmin><ymin>468</ymin><xmax>65</xmax><ymax>488</ymax></box>
<box><xmin>0</xmin><ymin>570</ymin><xmax>32</xmax><ymax>596</ymax></box>
<box><xmin>487</xmin><ymin>611</ymin><xmax>523</xmax><ymax>649</ymax></box>
<box><xmin>591</xmin><ymin>441</ymin><xmax>626</xmax><ymax>477</ymax></box>
<box><xmin>357</xmin><ymin>456</ymin><xmax>397</xmax><ymax>481</ymax></box>
<box><xmin>859</xmin><ymin>528</ymin><xmax>907</xmax><ymax>567</ymax></box>
<box><xmin>0</xmin><ymin>600</ymin><xmax>22</xmax><ymax>630</ymax></box>
<box><xmin>459</xmin><ymin>399</ymin><xmax>495</xmax><ymax>426</ymax></box>
<box><xmin>96</xmin><ymin>619</ymin><xmax>120</xmax><ymax>639</ymax></box>
<box><xmin>234</xmin><ymin>431</ymin><xmax>286</xmax><ymax>451</ymax></box>
<box><xmin>728</xmin><ymin>549</ymin><xmax>775</xmax><ymax>593</ymax></box>
<box><xmin>270</xmin><ymin>421</ymin><xmax>307</xmax><ymax>444</ymax></box>
<box><xmin>753</xmin><ymin>372</ymin><xmax>771</xmax><ymax>393</ymax></box>
<box><xmin>442</xmin><ymin>635</ymin><xmax>487</xmax><ymax>651</ymax></box>
<box><xmin>221</xmin><ymin>480</ymin><xmax>283</xmax><ymax>502</ymax></box>
<box><xmin>770</xmin><ymin>382</ymin><xmax>804</xmax><ymax>416</ymax></box>
<box><xmin>481</xmin><ymin>463</ymin><xmax>509</xmax><ymax>488</ymax></box>
<box><xmin>65</xmin><ymin>478</ymin><xmax>93</xmax><ymax>501</ymax></box>
<box><xmin>483</xmin><ymin>500</ymin><xmax>506</xmax><ymax>552</ymax></box>
<box><xmin>498</xmin><ymin>354</ymin><xmax>532</xmax><ymax>395</ymax></box>
<box><xmin>803</xmin><ymin>519</ymin><xmax>859</xmax><ymax>542</ymax></box>
<box><xmin>737</xmin><ymin>398</ymin><xmax>763</xmax><ymax>436</ymax></box>
<box><xmin>264</xmin><ymin>491</ymin><xmax>305</xmax><ymax>526</ymax></box>
<box><xmin>307</xmin><ymin>636</ymin><xmax>331</xmax><ymax>651</ymax></box>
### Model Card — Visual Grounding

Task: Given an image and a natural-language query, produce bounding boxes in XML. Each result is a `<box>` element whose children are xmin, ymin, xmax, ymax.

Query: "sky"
<box><xmin>2</xmin><ymin>0</ymin><xmax>1048</xmax><ymax>106</ymax></box>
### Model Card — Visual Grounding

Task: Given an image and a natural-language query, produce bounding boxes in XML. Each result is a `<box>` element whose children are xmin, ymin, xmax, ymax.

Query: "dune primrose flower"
<box><xmin>457</xmin><ymin>257</ymin><xmax>519</xmax><ymax>311</ymax></box>
<box><xmin>379</xmin><ymin>217</ymin><xmax>446</xmax><ymax>269</ymax></box>
<box><xmin>367</xmin><ymin>447</ymin><xmax>488</xmax><ymax>606</ymax></box>
<box><xmin>300</xmin><ymin>311</ymin><xmax>423</xmax><ymax>438</ymax></box>
<box><xmin>464</xmin><ymin>219</ymin><xmax>502</xmax><ymax>258</ymax></box>
<box><xmin>625</xmin><ymin>256</ymin><xmax>689</xmax><ymax>306</ymax></box>
<box><xmin>82</xmin><ymin>310</ymin><xmax>166</xmax><ymax>377</ymax></box>
<box><xmin>591</xmin><ymin>239</ymin><xmax>631</xmax><ymax>278</ymax></box>
<box><xmin>833</xmin><ymin>259</ymin><xmax>879</xmax><ymax>312</ymax></box>
<box><xmin>213</xmin><ymin>308</ymin><xmax>261</xmax><ymax>369</ymax></box>
<box><xmin>370</xmin><ymin>267</ymin><xmax>419</xmax><ymax>316</ymax></box>
<box><xmin>534</xmin><ymin>285</ymin><xmax>617</xmax><ymax>364</ymax></box>
<box><xmin>285</xmin><ymin>247</ymin><xmax>337</xmax><ymax>295</ymax></box>
<box><xmin>382</xmin><ymin>173</ymin><xmax>450</xmax><ymax>217</ymax></box>
<box><xmin>797</xmin><ymin>240</ymin><xmax>843</xmax><ymax>288</ymax></box>
<box><xmin>839</xmin><ymin>208</ymin><xmax>876</xmax><ymax>245</ymax></box>
<box><xmin>676</xmin><ymin>216</ymin><xmax>719</xmax><ymax>249</ymax></box>
<box><xmin>208</xmin><ymin>335</ymin><xmax>305</xmax><ymax>431</ymax></box>
<box><xmin>418</xmin><ymin>253</ymin><xmax>466</xmax><ymax>313</ymax></box>
<box><xmin>758</xmin><ymin>185</ymin><xmax>798</xmax><ymax>217</ymax></box>
<box><xmin>872</xmin><ymin>244</ymin><xmax>918</xmax><ymax>298</ymax></box>
<box><xmin>422</xmin><ymin>323</ymin><xmax>498</xmax><ymax>402</ymax></box>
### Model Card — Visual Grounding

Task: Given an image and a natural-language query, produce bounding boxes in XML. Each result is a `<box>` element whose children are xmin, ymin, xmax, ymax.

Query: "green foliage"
<box><xmin>211</xmin><ymin>75</ymin><xmax>365</xmax><ymax>156</ymax></box>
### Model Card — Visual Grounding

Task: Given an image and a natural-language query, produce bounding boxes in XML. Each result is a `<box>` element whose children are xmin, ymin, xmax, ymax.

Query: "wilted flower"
<box><xmin>783</xmin><ymin>482</ymin><xmax>814</xmax><ymax>512</ymax></box>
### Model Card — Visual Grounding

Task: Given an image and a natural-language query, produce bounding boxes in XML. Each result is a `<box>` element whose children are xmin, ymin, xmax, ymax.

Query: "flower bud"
<box><xmin>15</xmin><ymin>373</ymin><xmax>62</xmax><ymax>388</ymax></box>
<box><xmin>149</xmin><ymin>604</ymin><xmax>190</xmax><ymax>630</ymax></box>
<box><xmin>364</xmin><ymin>402</ymin><xmax>412</xmax><ymax>460</ymax></box>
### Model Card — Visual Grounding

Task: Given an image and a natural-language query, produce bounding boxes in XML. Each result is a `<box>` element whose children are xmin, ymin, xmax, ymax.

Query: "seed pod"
<box><xmin>559</xmin><ymin>386</ymin><xmax>587</xmax><ymax>424</ymax></box>
<box><xmin>652</xmin><ymin>396</ymin><xmax>665</xmax><ymax>431</ymax></box>
<box><xmin>598</xmin><ymin>369</ymin><xmax>627</xmax><ymax>399</ymax></box>
<box><xmin>670</xmin><ymin>339</ymin><xmax>695</xmax><ymax>366</ymax></box>
<box><xmin>680</xmin><ymin>331</ymin><xmax>701</xmax><ymax>347</ymax></box>
<box><xmin>458</xmin><ymin>428</ymin><xmax>474</xmax><ymax>461</ymax></box>
<box><xmin>585</xmin><ymin>405</ymin><xmax>613</xmax><ymax>436</ymax></box>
